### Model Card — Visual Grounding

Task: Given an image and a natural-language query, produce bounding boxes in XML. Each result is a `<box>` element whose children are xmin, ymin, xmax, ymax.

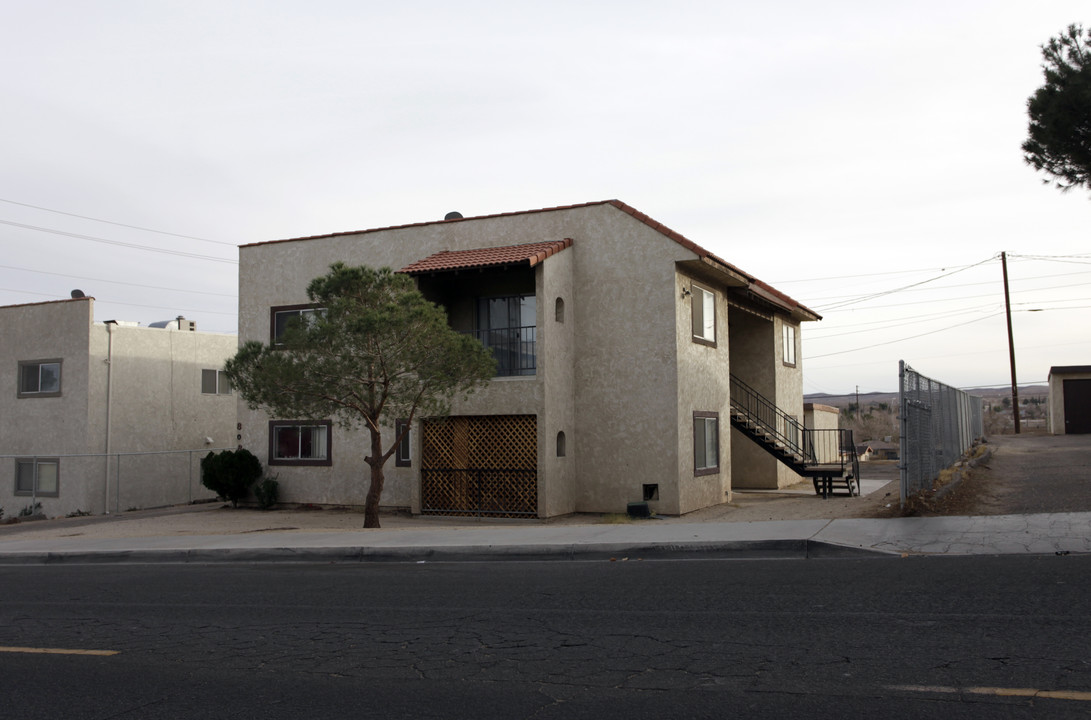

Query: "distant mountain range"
<box><xmin>805</xmin><ymin>385</ymin><xmax>1048</xmax><ymax>407</ymax></box>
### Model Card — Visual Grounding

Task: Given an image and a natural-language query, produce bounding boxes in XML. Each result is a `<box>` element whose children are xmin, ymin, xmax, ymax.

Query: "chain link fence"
<box><xmin>899</xmin><ymin>361</ymin><xmax>984</xmax><ymax>505</ymax></box>
<box><xmin>2</xmin><ymin>448</ymin><xmax>232</xmax><ymax>518</ymax></box>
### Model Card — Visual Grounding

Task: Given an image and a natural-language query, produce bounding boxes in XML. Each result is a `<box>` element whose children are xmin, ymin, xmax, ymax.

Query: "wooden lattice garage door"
<box><xmin>421</xmin><ymin>415</ymin><xmax>537</xmax><ymax>517</ymax></box>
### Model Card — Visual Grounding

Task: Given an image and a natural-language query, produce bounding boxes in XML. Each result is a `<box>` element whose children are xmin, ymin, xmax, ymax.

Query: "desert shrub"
<box><xmin>200</xmin><ymin>449</ymin><xmax>263</xmax><ymax>508</ymax></box>
<box><xmin>254</xmin><ymin>476</ymin><xmax>280</xmax><ymax>510</ymax></box>
<box><xmin>19</xmin><ymin>501</ymin><xmax>42</xmax><ymax>517</ymax></box>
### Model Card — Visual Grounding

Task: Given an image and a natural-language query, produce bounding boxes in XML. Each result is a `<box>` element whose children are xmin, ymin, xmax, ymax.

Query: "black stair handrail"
<box><xmin>729</xmin><ymin>375</ymin><xmax>811</xmax><ymax>463</ymax></box>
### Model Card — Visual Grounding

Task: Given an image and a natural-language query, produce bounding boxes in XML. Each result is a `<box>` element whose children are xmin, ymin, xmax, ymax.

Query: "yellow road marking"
<box><xmin>891</xmin><ymin>685</ymin><xmax>1091</xmax><ymax>702</ymax></box>
<box><xmin>0</xmin><ymin>646</ymin><xmax>119</xmax><ymax>657</ymax></box>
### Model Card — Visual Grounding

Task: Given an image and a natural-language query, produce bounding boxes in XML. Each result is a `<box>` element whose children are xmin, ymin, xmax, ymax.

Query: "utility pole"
<box><xmin>1002</xmin><ymin>251</ymin><xmax>1021</xmax><ymax>434</ymax></box>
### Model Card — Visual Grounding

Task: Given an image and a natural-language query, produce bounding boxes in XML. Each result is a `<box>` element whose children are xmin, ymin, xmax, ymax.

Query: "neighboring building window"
<box><xmin>783</xmin><ymin>325</ymin><xmax>797</xmax><ymax>366</ymax></box>
<box><xmin>270</xmin><ymin>305</ymin><xmax>324</xmax><ymax>345</ymax></box>
<box><xmin>555</xmin><ymin>297</ymin><xmax>565</xmax><ymax>323</ymax></box>
<box><xmin>201</xmin><ymin>369</ymin><xmax>232</xmax><ymax>395</ymax></box>
<box><xmin>15</xmin><ymin>458</ymin><xmax>59</xmax><ymax>497</ymax></box>
<box><xmin>395</xmin><ymin>419</ymin><xmax>411</xmax><ymax>467</ymax></box>
<box><xmin>269</xmin><ymin>420</ymin><xmax>332</xmax><ymax>466</ymax></box>
<box><xmin>475</xmin><ymin>294</ymin><xmax>536</xmax><ymax>376</ymax></box>
<box><xmin>556</xmin><ymin>431</ymin><xmax>566</xmax><ymax>457</ymax></box>
<box><xmin>18</xmin><ymin>359</ymin><xmax>62</xmax><ymax>398</ymax></box>
<box><xmin>691</xmin><ymin>284</ymin><xmax>716</xmax><ymax>346</ymax></box>
<box><xmin>693</xmin><ymin>412</ymin><xmax>719</xmax><ymax>476</ymax></box>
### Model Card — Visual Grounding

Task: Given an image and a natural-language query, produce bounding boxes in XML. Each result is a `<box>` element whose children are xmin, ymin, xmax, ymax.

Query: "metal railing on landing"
<box><xmin>729</xmin><ymin>375</ymin><xmax>859</xmax><ymax>484</ymax></box>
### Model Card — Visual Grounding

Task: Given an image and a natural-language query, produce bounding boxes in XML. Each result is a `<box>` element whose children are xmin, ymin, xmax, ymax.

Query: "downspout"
<box><xmin>104</xmin><ymin>320</ymin><xmax>116</xmax><ymax>514</ymax></box>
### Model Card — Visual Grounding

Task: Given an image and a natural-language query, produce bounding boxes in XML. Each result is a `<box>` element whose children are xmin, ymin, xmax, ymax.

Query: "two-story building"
<box><xmin>2</xmin><ymin>297</ymin><xmax>238</xmax><ymax>518</ymax></box>
<box><xmin>237</xmin><ymin>200</ymin><xmax>820</xmax><ymax>518</ymax></box>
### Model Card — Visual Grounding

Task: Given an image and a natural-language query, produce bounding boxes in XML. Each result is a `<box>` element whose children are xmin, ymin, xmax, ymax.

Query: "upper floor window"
<box><xmin>783</xmin><ymin>325</ymin><xmax>797</xmax><ymax>366</ymax></box>
<box><xmin>270</xmin><ymin>305</ymin><xmax>324</xmax><ymax>345</ymax></box>
<box><xmin>476</xmin><ymin>294</ymin><xmax>536</xmax><ymax>376</ymax></box>
<box><xmin>18</xmin><ymin>360</ymin><xmax>62</xmax><ymax>398</ymax></box>
<box><xmin>202</xmin><ymin>369</ymin><xmax>232</xmax><ymax>395</ymax></box>
<box><xmin>691</xmin><ymin>284</ymin><xmax>716</xmax><ymax>346</ymax></box>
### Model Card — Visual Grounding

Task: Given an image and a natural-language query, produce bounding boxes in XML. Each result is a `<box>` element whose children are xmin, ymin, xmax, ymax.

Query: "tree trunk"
<box><xmin>364</xmin><ymin>428</ymin><xmax>385</xmax><ymax>528</ymax></box>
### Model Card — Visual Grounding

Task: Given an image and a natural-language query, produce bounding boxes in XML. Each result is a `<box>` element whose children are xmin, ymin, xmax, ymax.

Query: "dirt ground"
<box><xmin>1</xmin><ymin>433</ymin><xmax>1086</xmax><ymax>540</ymax></box>
<box><xmin>901</xmin><ymin>432</ymin><xmax>1091</xmax><ymax>517</ymax></box>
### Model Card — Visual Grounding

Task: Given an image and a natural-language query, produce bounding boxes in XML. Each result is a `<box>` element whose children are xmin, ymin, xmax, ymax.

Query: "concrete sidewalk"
<box><xmin>0</xmin><ymin>511</ymin><xmax>1087</xmax><ymax>564</ymax></box>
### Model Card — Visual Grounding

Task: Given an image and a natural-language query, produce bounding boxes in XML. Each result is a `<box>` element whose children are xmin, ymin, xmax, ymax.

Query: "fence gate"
<box><xmin>420</xmin><ymin>415</ymin><xmax>538</xmax><ymax>517</ymax></box>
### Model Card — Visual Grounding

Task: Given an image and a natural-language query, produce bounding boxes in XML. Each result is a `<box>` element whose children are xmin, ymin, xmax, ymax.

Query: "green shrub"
<box><xmin>200</xmin><ymin>449</ymin><xmax>263</xmax><ymax>508</ymax></box>
<box><xmin>254</xmin><ymin>476</ymin><xmax>280</xmax><ymax>510</ymax></box>
<box><xmin>19</xmin><ymin>501</ymin><xmax>42</xmax><ymax>517</ymax></box>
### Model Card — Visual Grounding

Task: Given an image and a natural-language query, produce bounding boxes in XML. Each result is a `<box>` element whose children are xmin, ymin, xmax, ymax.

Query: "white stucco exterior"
<box><xmin>236</xmin><ymin>201</ymin><xmax>819</xmax><ymax>517</ymax></box>
<box><xmin>1</xmin><ymin>298</ymin><xmax>238</xmax><ymax>518</ymax></box>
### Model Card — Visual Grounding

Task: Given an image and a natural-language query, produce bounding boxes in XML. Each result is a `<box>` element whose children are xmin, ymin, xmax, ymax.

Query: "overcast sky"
<box><xmin>2</xmin><ymin>1</ymin><xmax>1087</xmax><ymax>395</ymax></box>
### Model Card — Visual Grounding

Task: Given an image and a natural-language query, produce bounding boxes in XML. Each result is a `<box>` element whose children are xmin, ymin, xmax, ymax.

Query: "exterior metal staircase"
<box><xmin>729</xmin><ymin>375</ymin><xmax>861</xmax><ymax>497</ymax></box>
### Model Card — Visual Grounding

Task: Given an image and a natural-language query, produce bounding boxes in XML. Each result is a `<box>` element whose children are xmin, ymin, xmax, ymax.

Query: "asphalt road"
<box><xmin>2</xmin><ymin>555</ymin><xmax>1089</xmax><ymax>719</ymax></box>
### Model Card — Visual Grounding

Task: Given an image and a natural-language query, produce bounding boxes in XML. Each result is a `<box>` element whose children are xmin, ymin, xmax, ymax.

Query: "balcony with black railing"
<box><xmin>473</xmin><ymin>325</ymin><xmax>536</xmax><ymax>377</ymax></box>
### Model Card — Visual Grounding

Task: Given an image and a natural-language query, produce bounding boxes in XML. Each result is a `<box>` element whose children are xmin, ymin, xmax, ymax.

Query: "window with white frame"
<box><xmin>15</xmin><ymin>458</ymin><xmax>59</xmax><ymax>497</ymax></box>
<box><xmin>691</xmin><ymin>284</ymin><xmax>716</xmax><ymax>346</ymax></box>
<box><xmin>269</xmin><ymin>421</ymin><xmax>332</xmax><ymax>466</ymax></box>
<box><xmin>18</xmin><ymin>359</ymin><xmax>62</xmax><ymax>398</ymax></box>
<box><xmin>693</xmin><ymin>412</ymin><xmax>719</xmax><ymax>475</ymax></box>
<box><xmin>395</xmin><ymin>419</ymin><xmax>411</xmax><ymax>467</ymax></box>
<box><xmin>270</xmin><ymin>305</ymin><xmax>324</xmax><ymax>345</ymax></box>
<box><xmin>201</xmin><ymin>369</ymin><xmax>232</xmax><ymax>395</ymax></box>
<box><xmin>783</xmin><ymin>324</ymin><xmax>797</xmax><ymax>366</ymax></box>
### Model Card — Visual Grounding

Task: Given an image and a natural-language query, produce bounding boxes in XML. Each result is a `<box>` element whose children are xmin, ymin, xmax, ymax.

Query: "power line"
<box><xmin>814</xmin><ymin>255</ymin><xmax>997</xmax><ymax>312</ymax></box>
<box><xmin>0</xmin><ymin>219</ymin><xmax>237</xmax><ymax>264</ymax></box>
<box><xmin>0</xmin><ymin>263</ymin><xmax>237</xmax><ymax>299</ymax></box>
<box><xmin>0</xmin><ymin>197</ymin><xmax>233</xmax><ymax>246</ymax></box>
<box><xmin>806</xmin><ymin>312</ymin><xmax>1004</xmax><ymax>360</ymax></box>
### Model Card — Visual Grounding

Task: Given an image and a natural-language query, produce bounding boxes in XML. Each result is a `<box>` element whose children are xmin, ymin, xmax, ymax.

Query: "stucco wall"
<box><xmin>539</xmin><ymin>249</ymin><xmax>576</xmax><ymax>517</ymax></box>
<box><xmin>674</xmin><ymin>271</ymin><xmax>731</xmax><ymax>515</ymax></box>
<box><xmin>1</xmin><ymin>299</ymin><xmax>96</xmax><ymax>517</ymax></box>
<box><xmin>773</xmin><ymin>316</ymin><xmax>804</xmax><ymax>487</ymax></box>
<box><xmin>1</xmin><ymin>299</ymin><xmax>236</xmax><ymax>518</ymax></box>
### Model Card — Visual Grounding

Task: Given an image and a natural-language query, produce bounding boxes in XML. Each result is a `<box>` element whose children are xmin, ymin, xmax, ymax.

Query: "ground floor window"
<box><xmin>693</xmin><ymin>412</ymin><xmax>719</xmax><ymax>476</ymax></box>
<box><xmin>269</xmin><ymin>421</ymin><xmax>332</xmax><ymax>466</ymax></box>
<box><xmin>15</xmin><ymin>458</ymin><xmax>59</xmax><ymax>497</ymax></box>
<box><xmin>395</xmin><ymin>419</ymin><xmax>411</xmax><ymax>467</ymax></box>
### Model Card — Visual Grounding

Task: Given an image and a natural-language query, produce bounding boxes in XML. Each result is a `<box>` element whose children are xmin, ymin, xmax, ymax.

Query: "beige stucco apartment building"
<box><xmin>237</xmin><ymin>201</ymin><xmax>820</xmax><ymax>518</ymax></box>
<box><xmin>2</xmin><ymin>297</ymin><xmax>238</xmax><ymax>518</ymax></box>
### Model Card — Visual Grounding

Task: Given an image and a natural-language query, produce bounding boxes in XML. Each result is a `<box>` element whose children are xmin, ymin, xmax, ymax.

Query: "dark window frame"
<box><xmin>201</xmin><ymin>369</ymin><xmax>232</xmax><ymax>395</ymax></box>
<box><xmin>17</xmin><ymin>359</ymin><xmax>63</xmax><ymax>398</ymax></box>
<box><xmin>691</xmin><ymin>283</ymin><xmax>717</xmax><ymax>348</ymax></box>
<box><xmin>395</xmin><ymin>419</ymin><xmax>411</xmax><ymax>467</ymax></box>
<box><xmin>270</xmin><ymin>304</ymin><xmax>323</xmax><ymax>346</ymax></box>
<box><xmin>693</xmin><ymin>411</ymin><xmax>720</xmax><ymax>476</ymax></box>
<box><xmin>268</xmin><ymin>420</ymin><xmax>333</xmax><ymax>467</ymax></box>
<box><xmin>15</xmin><ymin>457</ymin><xmax>60</xmax><ymax>497</ymax></box>
<box><xmin>782</xmin><ymin>324</ymin><xmax>797</xmax><ymax>367</ymax></box>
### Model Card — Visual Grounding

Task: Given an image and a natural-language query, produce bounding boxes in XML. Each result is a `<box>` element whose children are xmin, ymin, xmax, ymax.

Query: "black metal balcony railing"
<box><xmin>473</xmin><ymin>326</ymin><xmax>536</xmax><ymax>376</ymax></box>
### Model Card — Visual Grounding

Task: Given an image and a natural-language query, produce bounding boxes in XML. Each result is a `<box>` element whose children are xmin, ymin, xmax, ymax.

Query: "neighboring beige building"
<box><xmin>237</xmin><ymin>200</ymin><xmax>821</xmax><ymax>518</ymax></box>
<box><xmin>1047</xmin><ymin>365</ymin><xmax>1091</xmax><ymax>435</ymax></box>
<box><xmin>1</xmin><ymin>297</ymin><xmax>238</xmax><ymax>518</ymax></box>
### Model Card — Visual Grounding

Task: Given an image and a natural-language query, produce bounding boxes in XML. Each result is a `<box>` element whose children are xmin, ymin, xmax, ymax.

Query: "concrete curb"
<box><xmin>0</xmin><ymin>539</ymin><xmax>893</xmax><ymax>565</ymax></box>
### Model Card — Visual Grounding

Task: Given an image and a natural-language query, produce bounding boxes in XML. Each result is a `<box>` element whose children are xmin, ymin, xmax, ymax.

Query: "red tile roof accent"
<box><xmin>242</xmin><ymin>199</ymin><xmax>818</xmax><ymax>319</ymax></box>
<box><xmin>399</xmin><ymin>238</ymin><xmax>573</xmax><ymax>275</ymax></box>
